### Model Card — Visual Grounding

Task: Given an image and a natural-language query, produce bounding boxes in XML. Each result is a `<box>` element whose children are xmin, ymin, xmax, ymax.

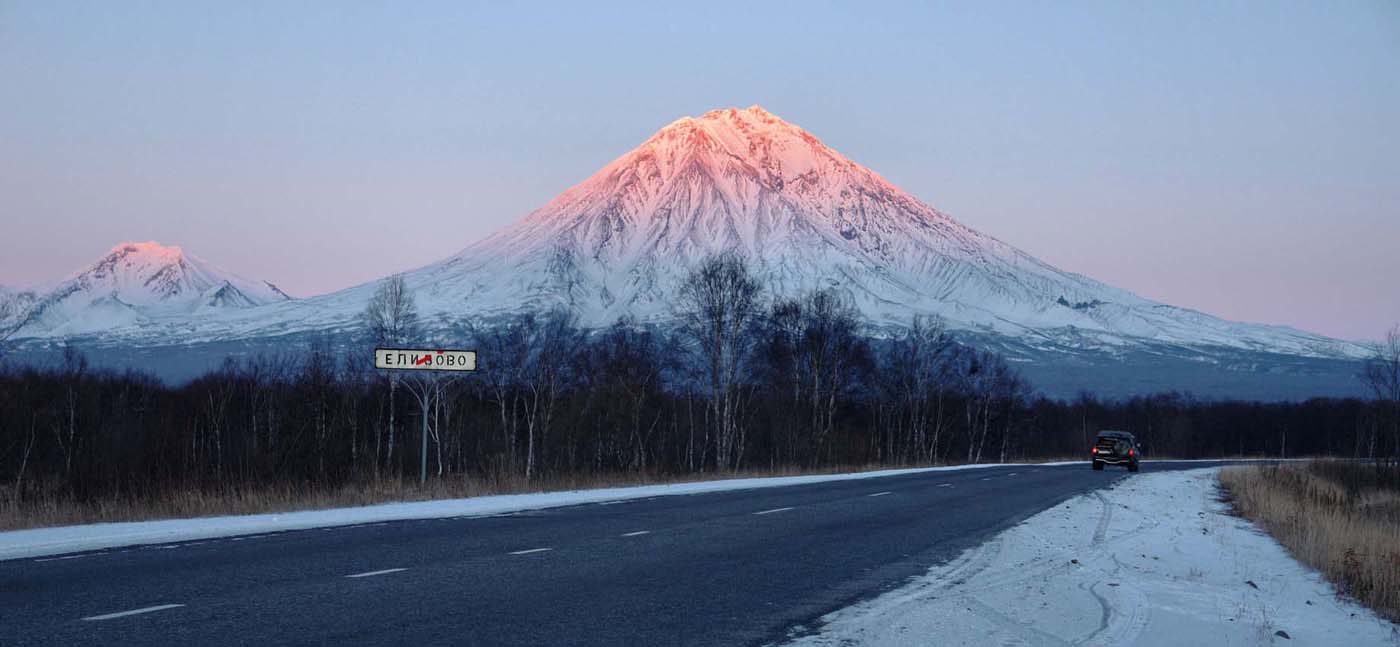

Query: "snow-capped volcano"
<box><xmin>390</xmin><ymin>105</ymin><xmax>1362</xmax><ymax>359</ymax></box>
<box><xmin>0</xmin><ymin>108</ymin><xmax>1371</xmax><ymax>395</ymax></box>
<box><xmin>5</xmin><ymin>242</ymin><xmax>291</xmax><ymax>338</ymax></box>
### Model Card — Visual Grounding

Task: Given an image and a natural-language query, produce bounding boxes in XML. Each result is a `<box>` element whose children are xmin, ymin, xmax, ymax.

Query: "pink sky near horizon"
<box><xmin>0</xmin><ymin>2</ymin><xmax>1395</xmax><ymax>342</ymax></box>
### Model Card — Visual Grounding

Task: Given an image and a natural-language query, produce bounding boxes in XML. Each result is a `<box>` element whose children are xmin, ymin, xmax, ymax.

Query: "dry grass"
<box><xmin>1219</xmin><ymin>460</ymin><xmax>1400</xmax><ymax>622</ymax></box>
<box><xmin>0</xmin><ymin>462</ymin><xmax>950</xmax><ymax>531</ymax></box>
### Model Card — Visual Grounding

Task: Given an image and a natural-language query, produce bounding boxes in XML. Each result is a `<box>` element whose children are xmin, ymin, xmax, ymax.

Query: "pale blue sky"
<box><xmin>1</xmin><ymin>1</ymin><xmax>1396</xmax><ymax>340</ymax></box>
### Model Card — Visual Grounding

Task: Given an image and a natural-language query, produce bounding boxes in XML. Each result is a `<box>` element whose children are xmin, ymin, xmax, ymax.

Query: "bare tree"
<box><xmin>877</xmin><ymin>316</ymin><xmax>954</xmax><ymax>464</ymax></box>
<box><xmin>362</xmin><ymin>274</ymin><xmax>420</xmax><ymax>475</ymax></box>
<box><xmin>520</xmin><ymin>309</ymin><xmax>582</xmax><ymax>480</ymax></box>
<box><xmin>400</xmin><ymin>368</ymin><xmax>459</xmax><ymax>484</ymax></box>
<box><xmin>786</xmin><ymin>290</ymin><xmax>866</xmax><ymax>467</ymax></box>
<box><xmin>472</xmin><ymin>318</ymin><xmax>529</xmax><ymax>474</ymax></box>
<box><xmin>676</xmin><ymin>253</ymin><xmax>761</xmax><ymax>471</ymax></box>
<box><xmin>1361</xmin><ymin>325</ymin><xmax>1400</xmax><ymax>466</ymax></box>
<box><xmin>53</xmin><ymin>344</ymin><xmax>87</xmax><ymax>478</ymax></box>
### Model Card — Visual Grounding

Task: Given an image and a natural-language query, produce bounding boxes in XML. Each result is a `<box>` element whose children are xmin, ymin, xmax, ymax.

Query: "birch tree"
<box><xmin>676</xmin><ymin>253</ymin><xmax>761</xmax><ymax>471</ymax></box>
<box><xmin>362</xmin><ymin>274</ymin><xmax>420</xmax><ymax>474</ymax></box>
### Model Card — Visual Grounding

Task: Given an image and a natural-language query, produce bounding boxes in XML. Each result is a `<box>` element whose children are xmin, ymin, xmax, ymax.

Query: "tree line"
<box><xmin>1</xmin><ymin>255</ymin><xmax>1396</xmax><ymax>507</ymax></box>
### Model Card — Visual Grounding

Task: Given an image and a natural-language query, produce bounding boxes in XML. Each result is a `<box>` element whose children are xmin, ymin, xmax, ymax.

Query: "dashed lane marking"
<box><xmin>82</xmin><ymin>604</ymin><xmax>184</xmax><ymax>621</ymax></box>
<box><xmin>346</xmin><ymin>568</ymin><xmax>408</xmax><ymax>578</ymax></box>
<box><xmin>754</xmin><ymin>507</ymin><xmax>795</xmax><ymax>515</ymax></box>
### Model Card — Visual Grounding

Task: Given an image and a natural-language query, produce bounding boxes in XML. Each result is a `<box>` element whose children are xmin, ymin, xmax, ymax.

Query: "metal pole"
<box><xmin>420</xmin><ymin>392</ymin><xmax>429</xmax><ymax>484</ymax></box>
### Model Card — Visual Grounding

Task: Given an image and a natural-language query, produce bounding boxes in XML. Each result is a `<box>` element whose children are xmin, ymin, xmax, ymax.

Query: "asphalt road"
<box><xmin>0</xmin><ymin>461</ymin><xmax>1237</xmax><ymax>646</ymax></box>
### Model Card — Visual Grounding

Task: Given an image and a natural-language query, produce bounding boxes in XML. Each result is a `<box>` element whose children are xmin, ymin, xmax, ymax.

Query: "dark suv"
<box><xmin>1091</xmin><ymin>430</ymin><xmax>1140</xmax><ymax>472</ymax></box>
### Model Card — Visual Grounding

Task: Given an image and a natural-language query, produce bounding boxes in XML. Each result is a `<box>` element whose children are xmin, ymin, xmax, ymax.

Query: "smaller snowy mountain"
<box><xmin>4</xmin><ymin>242</ymin><xmax>291</xmax><ymax>339</ymax></box>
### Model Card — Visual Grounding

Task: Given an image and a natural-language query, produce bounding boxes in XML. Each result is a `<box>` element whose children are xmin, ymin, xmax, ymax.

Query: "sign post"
<box><xmin>374</xmin><ymin>348</ymin><xmax>477</xmax><ymax>483</ymax></box>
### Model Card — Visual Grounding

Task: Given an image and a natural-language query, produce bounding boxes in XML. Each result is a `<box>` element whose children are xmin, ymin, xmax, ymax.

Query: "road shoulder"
<box><xmin>782</xmin><ymin>468</ymin><xmax>1398</xmax><ymax>646</ymax></box>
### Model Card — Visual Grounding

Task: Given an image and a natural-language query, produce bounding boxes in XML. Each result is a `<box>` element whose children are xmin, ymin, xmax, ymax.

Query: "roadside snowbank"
<box><xmin>783</xmin><ymin>468</ymin><xmax>1397</xmax><ymax>646</ymax></box>
<box><xmin>0</xmin><ymin>461</ymin><xmax>1080</xmax><ymax>561</ymax></box>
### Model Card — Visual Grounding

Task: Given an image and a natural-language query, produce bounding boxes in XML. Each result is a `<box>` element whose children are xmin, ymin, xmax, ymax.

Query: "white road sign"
<box><xmin>375</xmin><ymin>348</ymin><xmax>477</xmax><ymax>372</ymax></box>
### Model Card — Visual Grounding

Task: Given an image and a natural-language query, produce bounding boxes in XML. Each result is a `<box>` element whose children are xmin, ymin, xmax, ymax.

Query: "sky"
<box><xmin>0</xmin><ymin>1</ymin><xmax>1396</xmax><ymax>341</ymax></box>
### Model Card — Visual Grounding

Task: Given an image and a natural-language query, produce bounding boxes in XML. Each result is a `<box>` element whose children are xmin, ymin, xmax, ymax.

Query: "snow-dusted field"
<box><xmin>783</xmin><ymin>468</ymin><xmax>1398</xmax><ymax>647</ymax></box>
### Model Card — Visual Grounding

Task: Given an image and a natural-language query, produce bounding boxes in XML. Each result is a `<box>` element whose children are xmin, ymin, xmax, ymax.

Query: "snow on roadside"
<box><xmin>0</xmin><ymin>461</ymin><xmax>1082</xmax><ymax>561</ymax></box>
<box><xmin>783</xmin><ymin>468</ymin><xmax>1398</xmax><ymax>647</ymax></box>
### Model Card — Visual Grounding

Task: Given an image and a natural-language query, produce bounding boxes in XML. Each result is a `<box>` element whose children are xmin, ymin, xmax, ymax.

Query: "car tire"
<box><xmin>1092</xmin><ymin>461</ymin><xmax>1104</xmax><ymax>471</ymax></box>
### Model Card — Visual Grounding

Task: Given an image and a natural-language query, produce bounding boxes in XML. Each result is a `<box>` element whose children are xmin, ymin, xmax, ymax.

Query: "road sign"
<box><xmin>374</xmin><ymin>348</ymin><xmax>477</xmax><ymax>372</ymax></box>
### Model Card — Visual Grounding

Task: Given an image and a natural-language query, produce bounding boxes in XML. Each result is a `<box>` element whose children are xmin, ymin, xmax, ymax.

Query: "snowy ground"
<box><xmin>782</xmin><ymin>468</ymin><xmax>1398</xmax><ymax>647</ymax></box>
<box><xmin>0</xmin><ymin>461</ymin><xmax>1085</xmax><ymax>561</ymax></box>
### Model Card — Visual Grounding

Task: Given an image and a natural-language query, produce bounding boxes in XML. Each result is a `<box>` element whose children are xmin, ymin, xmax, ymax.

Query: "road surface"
<box><xmin>0</xmin><ymin>461</ymin><xmax>1238</xmax><ymax>646</ymax></box>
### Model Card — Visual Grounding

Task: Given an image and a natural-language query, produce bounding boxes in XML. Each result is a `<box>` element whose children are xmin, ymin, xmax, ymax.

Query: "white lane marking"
<box><xmin>868</xmin><ymin>491</ymin><xmax>892</xmax><ymax>497</ymax></box>
<box><xmin>346</xmin><ymin>568</ymin><xmax>408</xmax><ymax>578</ymax></box>
<box><xmin>509</xmin><ymin>548</ymin><xmax>553</xmax><ymax>555</ymax></box>
<box><xmin>82</xmin><ymin>604</ymin><xmax>184</xmax><ymax>621</ymax></box>
<box><xmin>980</xmin><ymin>477</ymin><xmax>992</xmax><ymax>481</ymax></box>
<box><xmin>597</xmin><ymin>500</ymin><xmax>627</xmax><ymax>506</ymax></box>
<box><xmin>754</xmin><ymin>507</ymin><xmax>795</xmax><ymax>515</ymax></box>
<box><xmin>938</xmin><ymin>483</ymin><xmax>953</xmax><ymax>488</ymax></box>
<box><xmin>1008</xmin><ymin>472</ymin><xmax>1018</xmax><ymax>476</ymax></box>
<box><xmin>621</xmin><ymin>530</ymin><xmax>650</xmax><ymax>537</ymax></box>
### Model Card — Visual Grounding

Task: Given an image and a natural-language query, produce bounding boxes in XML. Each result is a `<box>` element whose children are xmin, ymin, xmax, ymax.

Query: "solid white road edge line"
<box><xmin>621</xmin><ymin>531</ymin><xmax>650</xmax><ymax>537</ymax></box>
<box><xmin>81</xmin><ymin>604</ymin><xmax>185</xmax><ymax>621</ymax></box>
<box><xmin>509</xmin><ymin>548</ymin><xmax>553</xmax><ymax>555</ymax></box>
<box><xmin>754</xmin><ymin>507</ymin><xmax>795</xmax><ymax>515</ymax></box>
<box><xmin>345</xmin><ymin>568</ymin><xmax>408</xmax><ymax>578</ymax></box>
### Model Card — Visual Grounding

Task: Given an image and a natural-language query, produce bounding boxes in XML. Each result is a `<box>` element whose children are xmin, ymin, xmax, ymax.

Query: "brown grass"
<box><xmin>0</xmin><ymin>462</ymin><xmax>961</xmax><ymax>531</ymax></box>
<box><xmin>1219</xmin><ymin>460</ymin><xmax>1400</xmax><ymax>622</ymax></box>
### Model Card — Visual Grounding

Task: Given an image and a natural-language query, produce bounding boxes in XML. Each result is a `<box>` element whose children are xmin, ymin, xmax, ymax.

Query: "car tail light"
<box><xmin>1129</xmin><ymin>449</ymin><xmax>1135</xmax><ymax>456</ymax></box>
<box><xmin>1091</xmin><ymin>447</ymin><xmax>1098</xmax><ymax>454</ymax></box>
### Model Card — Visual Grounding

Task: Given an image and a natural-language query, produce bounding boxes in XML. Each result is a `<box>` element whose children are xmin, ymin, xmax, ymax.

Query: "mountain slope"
<box><xmin>2</xmin><ymin>108</ymin><xmax>1369</xmax><ymax>372</ymax></box>
<box><xmin>0</xmin><ymin>285</ymin><xmax>41</xmax><ymax>333</ymax></box>
<box><xmin>6</xmin><ymin>242</ymin><xmax>292</xmax><ymax>338</ymax></box>
<box><xmin>393</xmin><ymin>106</ymin><xmax>1366</xmax><ymax>360</ymax></box>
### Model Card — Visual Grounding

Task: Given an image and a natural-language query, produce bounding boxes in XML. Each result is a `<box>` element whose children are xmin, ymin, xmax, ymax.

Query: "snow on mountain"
<box><xmin>0</xmin><ymin>285</ymin><xmax>41</xmax><ymax>332</ymax></box>
<box><xmin>5</xmin><ymin>242</ymin><xmax>292</xmax><ymax>338</ymax></box>
<box><xmin>0</xmin><ymin>108</ymin><xmax>1370</xmax><ymax>364</ymax></box>
<box><xmin>388</xmin><ymin>105</ymin><xmax>1367</xmax><ymax>360</ymax></box>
